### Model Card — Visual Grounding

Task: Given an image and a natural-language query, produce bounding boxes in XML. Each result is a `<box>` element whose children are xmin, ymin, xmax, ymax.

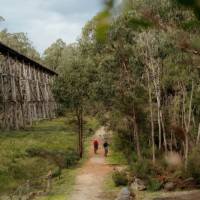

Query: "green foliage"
<box><xmin>186</xmin><ymin>148</ymin><xmax>200</xmax><ymax>183</ymax></box>
<box><xmin>0</xmin><ymin>172</ymin><xmax>17</xmax><ymax>193</ymax></box>
<box><xmin>176</xmin><ymin>0</ymin><xmax>200</xmax><ymax>19</ymax></box>
<box><xmin>131</xmin><ymin>160</ymin><xmax>157</xmax><ymax>179</ymax></box>
<box><xmin>63</xmin><ymin>149</ymin><xmax>80</xmax><ymax>168</ymax></box>
<box><xmin>56</xmin><ymin>105</ymin><xmax>67</xmax><ymax>117</ymax></box>
<box><xmin>26</xmin><ymin>147</ymin><xmax>80</xmax><ymax>169</ymax></box>
<box><xmin>181</xmin><ymin>20</ymin><xmax>200</xmax><ymax>31</ymax></box>
<box><xmin>112</xmin><ymin>171</ymin><xmax>128</xmax><ymax>186</ymax></box>
<box><xmin>147</xmin><ymin>178</ymin><xmax>162</xmax><ymax>191</ymax></box>
<box><xmin>52</xmin><ymin>167</ymin><xmax>62</xmax><ymax>178</ymax></box>
<box><xmin>43</xmin><ymin>39</ymin><xmax>66</xmax><ymax>71</ymax></box>
<box><xmin>0</xmin><ymin>29</ymin><xmax>41</xmax><ymax>61</ymax></box>
<box><xmin>0</xmin><ymin>116</ymin><xmax>98</xmax><ymax>194</ymax></box>
<box><xmin>39</xmin><ymin>0</ymin><xmax>200</xmax><ymax>194</ymax></box>
<box><xmin>53</xmin><ymin>44</ymin><xmax>93</xmax><ymax>111</ymax></box>
<box><xmin>95</xmin><ymin>11</ymin><xmax>110</xmax><ymax>43</ymax></box>
<box><xmin>127</xmin><ymin>17</ymin><xmax>153</xmax><ymax>30</ymax></box>
<box><xmin>107</xmin><ymin>151</ymin><xmax>128</xmax><ymax>165</ymax></box>
<box><xmin>85</xmin><ymin>116</ymin><xmax>100</xmax><ymax>130</ymax></box>
<box><xmin>38</xmin><ymin>168</ymin><xmax>77</xmax><ymax>200</ymax></box>
<box><xmin>112</xmin><ymin>130</ymin><xmax>133</xmax><ymax>153</ymax></box>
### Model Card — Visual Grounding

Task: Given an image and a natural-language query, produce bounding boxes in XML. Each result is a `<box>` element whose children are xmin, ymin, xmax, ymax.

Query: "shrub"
<box><xmin>26</xmin><ymin>147</ymin><xmax>44</xmax><ymax>157</ymax></box>
<box><xmin>0</xmin><ymin>171</ymin><xmax>17</xmax><ymax>193</ymax></box>
<box><xmin>187</xmin><ymin>148</ymin><xmax>200</xmax><ymax>183</ymax></box>
<box><xmin>85</xmin><ymin>128</ymin><xmax>94</xmax><ymax>137</ymax></box>
<box><xmin>147</xmin><ymin>178</ymin><xmax>162</xmax><ymax>191</ymax></box>
<box><xmin>7</xmin><ymin>162</ymin><xmax>27</xmax><ymax>180</ymax></box>
<box><xmin>64</xmin><ymin>149</ymin><xmax>80</xmax><ymax>168</ymax></box>
<box><xmin>56</xmin><ymin>105</ymin><xmax>66</xmax><ymax>116</ymax></box>
<box><xmin>112</xmin><ymin>171</ymin><xmax>128</xmax><ymax>186</ymax></box>
<box><xmin>131</xmin><ymin>159</ymin><xmax>157</xmax><ymax>179</ymax></box>
<box><xmin>26</xmin><ymin>147</ymin><xmax>80</xmax><ymax>169</ymax></box>
<box><xmin>52</xmin><ymin>167</ymin><xmax>62</xmax><ymax>178</ymax></box>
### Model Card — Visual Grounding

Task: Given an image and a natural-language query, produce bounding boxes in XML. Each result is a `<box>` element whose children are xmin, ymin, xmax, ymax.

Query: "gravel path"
<box><xmin>70</xmin><ymin>127</ymin><xmax>112</xmax><ymax>200</ymax></box>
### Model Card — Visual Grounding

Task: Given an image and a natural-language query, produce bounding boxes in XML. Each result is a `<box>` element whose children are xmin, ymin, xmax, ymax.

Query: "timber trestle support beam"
<box><xmin>0</xmin><ymin>42</ymin><xmax>57</xmax><ymax>130</ymax></box>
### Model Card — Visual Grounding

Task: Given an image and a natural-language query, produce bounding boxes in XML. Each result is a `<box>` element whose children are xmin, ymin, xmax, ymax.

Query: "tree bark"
<box><xmin>132</xmin><ymin>108</ymin><xmax>142</xmax><ymax>160</ymax></box>
<box><xmin>76</xmin><ymin>107</ymin><xmax>84</xmax><ymax>158</ymax></box>
<box><xmin>185</xmin><ymin>81</ymin><xmax>194</xmax><ymax>169</ymax></box>
<box><xmin>196</xmin><ymin>123</ymin><xmax>200</xmax><ymax>145</ymax></box>
<box><xmin>160</xmin><ymin>110</ymin><xmax>167</xmax><ymax>152</ymax></box>
<box><xmin>150</xmin><ymin>63</ymin><xmax>162</xmax><ymax>150</ymax></box>
<box><xmin>147</xmin><ymin>71</ymin><xmax>156</xmax><ymax>163</ymax></box>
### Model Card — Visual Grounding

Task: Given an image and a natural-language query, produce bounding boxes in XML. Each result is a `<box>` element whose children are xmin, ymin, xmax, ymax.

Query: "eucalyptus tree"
<box><xmin>0</xmin><ymin>29</ymin><xmax>40</xmax><ymax>61</ymax></box>
<box><xmin>43</xmin><ymin>39</ymin><xmax>66</xmax><ymax>71</ymax></box>
<box><xmin>53</xmin><ymin>0</ymin><xmax>200</xmax><ymax>165</ymax></box>
<box><xmin>90</xmin><ymin>0</ymin><xmax>200</xmax><ymax>165</ymax></box>
<box><xmin>54</xmin><ymin>43</ymin><xmax>95</xmax><ymax>158</ymax></box>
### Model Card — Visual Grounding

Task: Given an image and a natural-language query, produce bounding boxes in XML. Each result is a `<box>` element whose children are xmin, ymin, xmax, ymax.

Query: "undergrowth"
<box><xmin>0</xmin><ymin>115</ymin><xmax>100</xmax><ymax>196</ymax></box>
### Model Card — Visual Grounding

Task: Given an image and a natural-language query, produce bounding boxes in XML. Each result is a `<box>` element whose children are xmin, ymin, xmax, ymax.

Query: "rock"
<box><xmin>128</xmin><ymin>175</ymin><xmax>134</xmax><ymax>184</ymax></box>
<box><xmin>181</xmin><ymin>177</ymin><xmax>196</xmax><ymax>189</ymax></box>
<box><xmin>130</xmin><ymin>178</ymin><xmax>146</xmax><ymax>191</ymax></box>
<box><xmin>113</xmin><ymin>166</ymin><xmax>128</xmax><ymax>172</ymax></box>
<box><xmin>115</xmin><ymin>187</ymin><xmax>131</xmax><ymax>200</ymax></box>
<box><xmin>27</xmin><ymin>192</ymin><xmax>37</xmax><ymax>200</ymax></box>
<box><xmin>129</xmin><ymin>187</ymin><xmax>136</xmax><ymax>199</ymax></box>
<box><xmin>164</xmin><ymin>182</ymin><xmax>175</xmax><ymax>191</ymax></box>
<box><xmin>183</xmin><ymin>177</ymin><xmax>195</xmax><ymax>183</ymax></box>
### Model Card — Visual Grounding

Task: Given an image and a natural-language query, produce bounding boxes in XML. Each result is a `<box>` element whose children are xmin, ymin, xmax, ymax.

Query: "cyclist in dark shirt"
<box><xmin>103</xmin><ymin>141</ymin><xmax>109</xmax><ymax>157</ymax></box>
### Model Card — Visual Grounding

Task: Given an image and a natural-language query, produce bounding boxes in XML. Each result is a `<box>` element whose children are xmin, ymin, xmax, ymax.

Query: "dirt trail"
<box><xmin>152</xmin><ymin>190</ymin><xmax>200</xmax><ymax>200</ymax></box>
<box><xmin>70</xmin><ymin>127</ymin><xmax>113</xmax><ymax>200</ymax></box>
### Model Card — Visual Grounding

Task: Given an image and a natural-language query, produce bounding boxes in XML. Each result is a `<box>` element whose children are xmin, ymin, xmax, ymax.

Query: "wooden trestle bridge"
<box><xmin>0</xmin><ymin>42</ymin><xmax>57</xmax><ymax>129</ymax></box>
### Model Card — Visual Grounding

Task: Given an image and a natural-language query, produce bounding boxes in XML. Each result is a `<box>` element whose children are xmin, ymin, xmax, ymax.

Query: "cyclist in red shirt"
<box><xmin>93</xmin><ymin>139</ymin><xmax>99</xmax><ymax>154</ymax></box>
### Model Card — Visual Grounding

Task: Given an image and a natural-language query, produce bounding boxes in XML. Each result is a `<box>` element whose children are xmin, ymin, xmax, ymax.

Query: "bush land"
<box><xmin>0</xmin><ymin>116</ymin><xmax>99</xmax><ymax>195</ymax></box>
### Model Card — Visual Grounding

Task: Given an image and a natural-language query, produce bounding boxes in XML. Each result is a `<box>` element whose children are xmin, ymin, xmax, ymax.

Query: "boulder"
<box><xmin>181</xmin><ymin>177</ymin><xmax>196</xmax><ymax>189</ymax></box>
<box><xmin>164</xmin><ymin>182</ymin><xmax>175</xmax><ymax>191</ymax></box>
<box><xmin>183</xmin><ymin>177</ymin><xmax>195</xmax><ymax>183</ymax></box>
<box><xmin>115</xmin><ymin>187</ymin><xmax>131</xmax><ymax>200</ymax></box>
<box><xmin>130</xmin><ymin>178</ymin><xmax>146</xmax><ymax>191</ymax></box>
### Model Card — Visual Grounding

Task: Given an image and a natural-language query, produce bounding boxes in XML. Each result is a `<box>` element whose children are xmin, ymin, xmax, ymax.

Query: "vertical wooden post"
<box><xmin>0</xmin><ymin>49</ymin><xmax>57</xmax><ymax>130</ymax></box>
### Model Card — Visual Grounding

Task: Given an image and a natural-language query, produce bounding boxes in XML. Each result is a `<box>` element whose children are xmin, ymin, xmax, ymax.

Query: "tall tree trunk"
<box><xmin>196</xmin><ymin>123</ymin><xmax>200</xmax><ymax>145</ymax></box>
<box><xmin>160</xmin><ymin>110</ymin><xmax>167</xmax><ymax>152</ymax></box>
<box><xmin>151</xmin><ymin>64</ymin><xmax>162</xmax><ymax>150</ymax></box>
<box><xmin>153</xmin><ymin>75</ymin><xmax>167</xmax><ymax>152</ymax></box>
<box><xmin>158</xmin><ymin>109</ymin><xmax>162</xmax><ymax>150</ymax></box>
<box><xmin>185</xmin><ymin>81</ymin><xmax>194</xmax><ymax>169</ymax></box>
<box><xmin>80</xmin><ymin>108</ymin><xmax>83</xmax><ymax>158</ymax></box>
<box><xmin>76</xmin><ymin>107</ymin><xmax>83</xmax><ymax>158</ymax></box>
<box><xmin>147</xmin><ymin>71</ymin><xmax>156</xmax><ymax>164</ymax></box>
<box><xmin>132</xmin><ymin>108</ymin><xmax>142</xmax><ymax>160</ymax></box>
<box><xmin>170</xmin><ymin>131</ymin><xmax>173</xmax><ymax>152</ymax></box>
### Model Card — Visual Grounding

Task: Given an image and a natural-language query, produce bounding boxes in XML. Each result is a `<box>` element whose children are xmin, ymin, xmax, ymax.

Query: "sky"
<box><xmin>0</xmin><ymin>0</ymin><xmax>103</xmax><ymax>54</ymax></box>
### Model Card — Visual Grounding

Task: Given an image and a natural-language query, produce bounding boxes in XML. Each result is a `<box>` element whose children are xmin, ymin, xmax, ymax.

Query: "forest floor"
<box><xmin>69</xmin><ymin>127</ymin><xmax>113</xmax><ymax>200</ymax></box>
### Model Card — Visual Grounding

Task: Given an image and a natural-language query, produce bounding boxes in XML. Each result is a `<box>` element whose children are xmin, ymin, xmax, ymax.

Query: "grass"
<box><xmin>102</xmin><ymin>173</ymin><xmax>122</xmax><ymax>200</ymax></box>
<box><xmin>38</xmin><ymin>168</ymin><xmax>77</xmax><ymax>200</ymax></box>
<box><xmin>102</xmin><ymin>144</ymin><xmax>128</xmax><ymax>200</ymax></box>
<box><xmin>0</xmin><ymin>115</ymin><xmax>100</xmax><ymax>197</ymax></box>
<box><xmin>37</xmin><ymin>116</ymin><xmax>100</xmax><ymax>200</ymax></box>
<box><xmin>107</xmin><ymin>150</ymin><xmax>128</xmax><ymax>166</ymax></box>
